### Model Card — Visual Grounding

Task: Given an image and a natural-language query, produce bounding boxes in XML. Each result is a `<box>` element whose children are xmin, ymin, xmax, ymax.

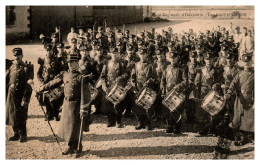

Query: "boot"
<box><xmin>116</xmin><ymin>116</ymin><xmax>124</xmax><ymax>128</ymax></box>
<box><xmin>146</xmin><ymin>120</ymin><xmax>153</xmax><ymax>130</ymax></box>
<box><xmin>9</xmin><ymin>133</ymin><xmax>20</xmax><ymax>141</ymax></box>
<box><xmin>107</xmin><ymin>114</ymin><xmax>116</xmax><ymax>127</ymax></box>
<box><xmin>62</xmin><ymin>147</ymin><xmax>75</xmax><ymax>155</ymax></box>
<box><xmin>19</xmin><ymin>134</ymin><xmax>27</xmax><ymax>143</ymax></box>
<box><xmin>135</xmin><ymin>118</ymin><xmax>145</xmax><ymax>130</ymax></box>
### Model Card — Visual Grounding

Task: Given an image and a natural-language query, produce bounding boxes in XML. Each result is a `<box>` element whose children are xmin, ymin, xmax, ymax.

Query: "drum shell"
<box><xmin>162</xmin><ymin>88</ymin><xmax>185</xmax><ymax>112</ymax></box>
<box><xmin>135</xmin><ymin>87</ymin><xmax>157</xmax><ymax>110</ymax></box>
<box><xmin>201</xmin><ymin>91</ymin><xmax>225</xmax><ymax>116</ymax></box>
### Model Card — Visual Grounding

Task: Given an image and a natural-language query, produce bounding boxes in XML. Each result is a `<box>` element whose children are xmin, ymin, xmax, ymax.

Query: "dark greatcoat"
<box><xmin>6</xmin><ymin>61</ymin><xmax>33</xmax><ymax>127</ymax></box>
<box><xmin>227</xmin><ymin>69</ymin><xmax>254</xmax><ymax>132</ymax></box>
<box><xmin>41</xmin><ymin>70</ymin><xmax>91</xmax><ymax>142</ymax></box>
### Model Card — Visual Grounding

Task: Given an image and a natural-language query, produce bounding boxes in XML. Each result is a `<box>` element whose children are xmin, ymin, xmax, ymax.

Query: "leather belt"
<box><xmin>64</xmin><ymin>97</ymin><xmax>79</xmax><ymax>101</ymax></box>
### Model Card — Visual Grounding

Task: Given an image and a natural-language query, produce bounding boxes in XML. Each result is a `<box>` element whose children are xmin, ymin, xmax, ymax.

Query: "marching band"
<box><xmin>6</xmin><ymin>23</ymin><xmax>254</xmax><ymax>159</ymax></box>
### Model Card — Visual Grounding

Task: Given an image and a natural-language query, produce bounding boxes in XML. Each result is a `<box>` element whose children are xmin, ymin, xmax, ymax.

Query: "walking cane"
<box><xmin>28</xmin><ymin>80</ymin><xmax>63</xmax><ymax>155</ymax></box>
<box><xmin>75</xmin><ymin>116</ymin><xmax>84</xmax><ymax>158</ymax></box>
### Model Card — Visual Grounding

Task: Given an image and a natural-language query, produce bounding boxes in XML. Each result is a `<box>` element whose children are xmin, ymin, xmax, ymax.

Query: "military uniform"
<box><xmin>185</xmin><ymin>51</ymin><xmax>199</xmax><ymax>123</ymax></box>
<box><xmin>6</xmin><ymin>48</ymin><xmax>33</xmax><ymax>142</ymax></box>
<box><xmin>160</xmin><ymin>51</ymin><xmax>187</xmax><ymax>133</ymax></box>
<box><xmin>100</xmin><ymin>48</ymin><xmax>128</xmax><ymax>127</ymax></box>
<box><xmin>131</xmin><ymin>48</ymin><xmax>157</xmax><ymax>130</ymax></box>
<box><xmin>226</xmin><ymin>54</ymin><xmax>254</xmax><ymax>143</ymax></box>
<box><xmin>37</xmin><ymin>53</ymin><xmax>91</xmax><ymax>155</ymax></box>
<box><xmin>37</xmin><ymin>44</ymin><xmax>63</xmax><ymax>120</ymax></box>
<box><xmin>194</xmin><ymin>52</ymin><xmax>222</xmax><ymax>135</ymax></box>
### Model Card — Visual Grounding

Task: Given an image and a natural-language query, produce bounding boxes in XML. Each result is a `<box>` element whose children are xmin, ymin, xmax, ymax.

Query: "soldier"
<box><xmin>56</xmin><ymin>42</ymin><xmax>69</xmax><ymax>71</ymax></box>
<box><xmin>67</xmin><ymin>38</ymin><xmax>80</xmax><ymax>55</ymax></box>
<box><xmin>6</xmin><ymin>48</ymin><xmax>33</xmax><ymax>142</ymax></box>
<box><xmin>90</xmin><ymin>46</ymin><xmax>105</xmax><ymax>115</ymax></box>
<box><xmin>225</xmin><ymin>53</ymin><xmax>254</xmax><ymax>146</ymax></box>
<box><xmin>100</xmin><ymin>47</ymin><xmax>128</xmax><ymax>127</ymax></box>
<box><xmin>160</xmin><ymin>51</ymin><xmax>187</xmax><ymax>134</ymax></box>
<box><xmin>131</xmin><ymin>47</ymin><xmax>157</xmax><ymax>130</ymax></box>
<box><xmin>36</xmin><ymin>53</ymin><xmax>92</xmax><ymax>155</ymax></box>
<box><xmin>67</xmin><ymin>27</ymin><xmax>78</xmax><ymax>45</ymax></box>
<box><xmin>37</xmin><ymin>44</ymin><xmax>63</xmax><ymax>121</ymax></box>
<box><xmin>194</xmin><ymin>52</ymin><xmax>222</xmax><ymax>136</ymax></box>
<box><xmin>185</xmin><ymin>51</ymin><xmax>199</xmax><ymax>123</ymax></box>
<box><xmin>51</xmin><ymin>26</ymin><xmax>62</xmax><ymax>54</ymax></box>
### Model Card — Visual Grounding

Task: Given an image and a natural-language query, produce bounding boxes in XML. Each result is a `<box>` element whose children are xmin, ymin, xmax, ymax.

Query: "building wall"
<box><xmin>6</xmin><ymin>6</ymin><xmax>30</xmax><ymax>35</ymax></box>
<box><xmin>152</xmin><ymin>6</ymin><xmax>254</xmax><ymax>20</ymax></box>
<box><xmin>93</xmin><ymin>6</ymin><xmax>143</xmax><ymax>26</ymax></box>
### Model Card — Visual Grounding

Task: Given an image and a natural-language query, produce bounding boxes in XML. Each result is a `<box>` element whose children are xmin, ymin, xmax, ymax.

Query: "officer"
<box><xmin>37</xmin><ymin>44</ymin><xmax>63</xmax><ymax>121</ymax></box>
<box><xmin>225</xmin><ymin>53</ymin><xmax>254</xmax><ymax>146</ymax></box>
<box><xmin>6</xmin><ymin>48</ymin><xmax>33</xmax><ymax>142</ymax></box>
<box><xmin>100</xmin><ymin>46</ymin><xmax>128</xmax><ymax>128</ymax></box>
<box><xmin>36</xmin><ymin>52</ymin><xmax>92</xmax><ymax>155</ymax></box>
<box><xmin>160</xmin><ymin>51</ymin><xmax>187</xmax><ymax>134</ymax></box>
<box><xmin>131</xmin><ymin>47</ymin><xmax>157</xmax><ymax>130</ymax></box>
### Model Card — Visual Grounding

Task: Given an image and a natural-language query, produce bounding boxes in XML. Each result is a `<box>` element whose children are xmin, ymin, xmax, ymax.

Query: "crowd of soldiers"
<box><xmin>6</xmin><ymin>22</ymin><xmax>254</xmax><ymax>159</ymax></box>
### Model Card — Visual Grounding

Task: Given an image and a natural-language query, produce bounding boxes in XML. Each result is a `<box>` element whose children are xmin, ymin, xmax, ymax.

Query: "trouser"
<box><xmin>91</xmin><ymin>90</ymin><xmax>103</xmax><ymax>113</ymax></box>
<box><xmin>124</xmin><ymin>91</ymin><xmax>135</xmax><ymax>115</ymax></box>
<box><xmin>103</xmin><ymin>96</ymin><xmax>125</xmax><ymax>125</ymax></box>
<box><xmin>185</xmin><ymin>99</ymin><xmax>196</xmax><ymax>123</ymax></box>
<box><xmin>13</xmin><ymin>106</ymin><xmax>27</xmax><ymax>136</ymax></box>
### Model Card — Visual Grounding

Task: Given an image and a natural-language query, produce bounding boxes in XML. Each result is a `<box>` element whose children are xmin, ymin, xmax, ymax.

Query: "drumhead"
<box><xmin>202</xmin><ymin>91</ymin><xmax>215</xmax><ymax>107</ymax></box>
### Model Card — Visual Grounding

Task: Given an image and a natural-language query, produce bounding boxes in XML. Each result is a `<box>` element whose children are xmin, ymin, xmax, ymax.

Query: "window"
<box><xmin>6</xmin><ymin>6</ymin><xmax>16</xmax><ymax>26</ymax></box>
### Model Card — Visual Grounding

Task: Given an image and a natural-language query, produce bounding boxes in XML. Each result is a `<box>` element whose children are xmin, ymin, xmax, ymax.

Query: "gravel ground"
<box><xmin>5</xmin><ymin>19</ymin><xmax>254</xmax><ymax>159</ymax></box>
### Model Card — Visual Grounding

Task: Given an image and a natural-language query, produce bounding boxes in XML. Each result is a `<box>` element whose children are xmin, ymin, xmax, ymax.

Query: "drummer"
<box><xmin>100</xmin><ymin>46</ymin><xmax>128</xmax><ymax>128</ymax></box>
<box><xmin>160</xmin><ymin>51</ymin><xmax>187</xmax><ymax>134</ymax></box>
<box><xmin>130</xmin><ymin>47</ymin><xmax>157</xmax><ymax>130</ymax></box>
<box><xmin>194</xmin><ymin>51</ymin><xmax>222</xmax><ymax>136</ymax></box>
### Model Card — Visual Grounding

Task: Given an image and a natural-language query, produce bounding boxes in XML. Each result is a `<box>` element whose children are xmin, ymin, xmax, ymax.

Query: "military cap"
<box><xmin>138</xmin><ymin>47</ymin><xmax>147</xmax><ymax>55</ymax></box>
<box><xmin>67</xmin><ymin>53</ymin><xmax>81</xmax><ymax>62</ymax></box>
<box><xmin>151</xmin><ymin>28</ymin><xmax>155</xmax><ymax>31</ymax></box>
<box><xmin>226</xmin><ymin>52</ymin><xmax>232</xmax><ymax>60</ymax></box>
<box><xmin>91</xmin><ymin>40</ymin><xmax>98</xmax><ymax>46</ymax></box>
<box><xmin>44</xmin><ymin>44</ymin><xmax>53</xmax><ymax>51</ymax></box>
<box><xmin>235</xmin><ymin>26</ymin><xmax>240</xmax><ymax>30</ymax></box>
<box><xmin>243</xmin><ymin>27</ymin><xmax>247</xmax><ymax>30</ymax></box>
<box><xmin>168</xmin><ymin>51</ymin><xmax>179</xmax><ymax>58</ymax></box>
<box><xmin>57</xmin><ymin>42</ymin><xmax>64</xmax><ymax>48</ymax></box>
<box><xmin>126</xmin><ymin>44</ymin><xmax>133</xmax><ymax>51</ymax></box>
<box><xmin>206</xmin><ymin>30</ymin><xmax>210</xmax><ymax>34</ymax></box>
<box><xmin>167</xmin><ymin>41</ymin><xmax>175</xmax><ymax>47</ymax></box>
<box><xmin>12</xmin><ymin>47</ymin><xmax>23</xmax><ymax>56</ymax></box>
<box><xmin>125</xmin><ymin>30</ymin><xmax>130</xmax><ymax>34</ymax></box>
<box><xmin>204</xmin><ymin>52</ymin><xmax>214</xmax><ymax>60</ymax></box>
<box><xmin>96</xmin><ymin>45</ymin><xmax>103</xmax><ymax>51</ymax></box>
<box><xmin>71</xmin><ymin>38</ymin><xmax>77</xmax><ymax>44</ymax></box>
<box><xmin>189</xmin><ymin>51</ymin><xmax>197</xmax><ymax>58</ymax></box>
<box><xmin>129</xmin><ymin>34</ymin><xmax>135</xmax><ymax>39</ymax></box>
<box><xmin>109</xmin><ymin>46</ymin><xmax>117</xmax><ymax>53</ymax></box>
<box><xmin>155</xmin><ymin>49</ymin><xmax>162</xmax><ymax>55</ymax></box>
<box><xmin>241</xmin><ymin>53</ymin><xmax>252</xmax><ymax>62</ymax></box>
<box><xmin>168</xmin><ymin>27</ymin><xmax>172</xmax><ymax>31</ymax></box>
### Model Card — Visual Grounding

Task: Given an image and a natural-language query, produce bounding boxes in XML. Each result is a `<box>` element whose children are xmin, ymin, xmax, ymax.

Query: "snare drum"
<box><xmin>44</xmin><ymin>85</ymin><xmax>64</xmax><ymax>102</ymax></box>
<box><xmin>135</xmin><ymin>87</ymin><xmax>157</xmax><ymax>110</ymax></box>
<box><xmin>201</xmin><ymin>90</ymin><xmax>225</xmax><ymax>116</ymax></box>
<box><xmin>162</xmin><ymin>88</ymin><xmax>185</xmax><ymax>112</ymax></box>
<box><xmin>106</xmin><ymin>83</ymin><xmax>127</xmax><ymax>105</ymax></box>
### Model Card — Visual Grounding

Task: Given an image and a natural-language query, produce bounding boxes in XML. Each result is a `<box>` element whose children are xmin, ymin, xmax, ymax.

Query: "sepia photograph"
<box><xmin>4</xmin><ymin>3</ymin><xmax>255</xmax><ymax>160</ymax></box>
